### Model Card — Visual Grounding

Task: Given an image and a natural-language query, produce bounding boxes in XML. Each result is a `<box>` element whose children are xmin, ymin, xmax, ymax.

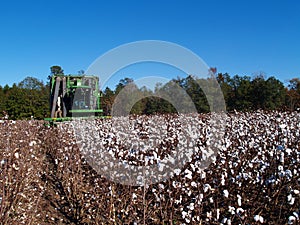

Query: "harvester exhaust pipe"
<box><xmin>62</xmin><ymin>77</ymin><xmax>67</xmax><ymax>117</ymax></box>
<box><xmin>51</xmin><ymin>77</ymin><xmax>61</xmax><ymax>118</ymax></box>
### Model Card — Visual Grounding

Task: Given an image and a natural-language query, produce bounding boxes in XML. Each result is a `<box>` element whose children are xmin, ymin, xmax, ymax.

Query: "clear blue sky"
<box><xmin>0</xmin><ymin>0</ymin><xmax>299</xmax><ymax>89</ymax></box>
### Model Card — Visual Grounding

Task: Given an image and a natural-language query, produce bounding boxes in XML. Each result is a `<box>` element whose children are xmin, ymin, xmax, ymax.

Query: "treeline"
<box><xmin>0</xmin><ymin>73</ymin><xmax>300</xmax><ymax>120</ymax></box>
<box><xmin>102</xmin><ymin>74</ymin><xmax>300</xmax><ymax>115</ymax></box>
<box><xmin>0</xmin><ymin>77</ymin><xmax>49</xmax><ymax>120</ymax></box>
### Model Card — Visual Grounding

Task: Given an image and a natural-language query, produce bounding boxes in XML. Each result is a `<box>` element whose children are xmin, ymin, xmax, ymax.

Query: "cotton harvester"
<box><xmin>44</xmin><ymin>74</ymin><xmax>104</xmax><ymax>125</ymax></box>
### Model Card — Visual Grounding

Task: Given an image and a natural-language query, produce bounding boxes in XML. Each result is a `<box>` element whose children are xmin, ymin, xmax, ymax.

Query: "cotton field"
<box><xmin>0</xmin><ymin>110</ymin><xmax>300</xmax><ymax>224</ymax></box>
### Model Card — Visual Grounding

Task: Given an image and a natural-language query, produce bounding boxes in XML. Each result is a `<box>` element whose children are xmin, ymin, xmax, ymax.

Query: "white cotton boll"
<box><xmin>222</xmin><ymin>217</ymin><xmax>228</xmax><ymax>224</ymax></box>
<box><xmin>228</xmin><ymin>206</ymin><xmax>235</xmax><ymax>215</ymax></box>
<box><xmin>158</xmin><ymin>163</ymin><xmax>165</xmax><ymax>172</ymax></box>
<box><xmin>224</xmin><ymin>171</ymin><xmax>228</xmax><ymax>178</ymax></box>
<box><xmin>29</xmin><ymin>140</ymin><xmax>36</xmax><ymax>146</ymax></box>
<box><xmin>191</xmin><ymin>181</ymin><xmax>197</xmax><ymax>187</ymax></box>
<box><xmin>216</xmin><ymin>208</ymin><xmax>220</xmax><ymax>220</ymax></box>
<box><xmin>287</xmin><ymin>194</ymin><xmax>292</xmax><ymax>202</ymax></box>
<box><xmin>185</xmin><ymin>218</ymin><xmax>191</xmax><ymax>223</ymax></box>
<box><xmin>182</xmin><ymin>211</ymin><xmax>187</xmax><ymax>218</ymax></box>
<box><xmin>174</xmin><ymin>198</ymin><xmax>182</xmax><ymax>204</ymax></box>
<box><xmin>243</xmin><ymin>173</ymin><xmax>250</xmax><ymax>180</ymax></box>
<box><xmin>227</xmin><ymin>219</ymin><xmax>232</xmax><ymax>225</ymax></box>
<box><xmin>254</xmin><ymin>215</ymin><xmax>264</xmax><ymax>223</ymax></box>
<box><xmin>279</xmin><ymin>124</ymin><xmax>287</xmax><ymax>129</ymax></box>
<box><xmin>221</xmin><ymin>178</ymin><xmax>225</xmax><ymax>186</ymax></box>
<box><xmin>237</xmin><ymin>194</ymin><xmax>242</xmax><ymax>206</ymax></box>
<box><xmin>172</xmin><ymin>181</ymin><xmax>177</xmax><ymax>188</ymax></box>
<box><xmin>223</xmin><ymin>190</ymin><xmax>229</xmax><ymax>198</ymax></box>
<box><xmin>158</xmin><ymin>183</ymin><xmax>164</xmax><ymax>190</ymax></box>
<box><xmin>280</xmin><ymin>152</ymin><xmax>285</xmax><ymax>163</ymax></box>
<box><xmin>288</xmin><ymin>216</ymin><xmax>296</xmax><ymax>224</ymax></box>
<box><xmin>236</xmin><ymin>207</ymin><xmax>244</xmax><ymax>215</ymax></box>
<box><xmin>231</xmin><ymin>169</ymin><xmax>235</xmax><ymax>174</ymax></box>
<box><xmin>201</xmin><ymin>171</ymin><xmax>206</xmax><ymax>179</ymax></box>
<box><xmin>288</xmin><ymin>197</ymin><xmax>295</xmax><ymax>205</ymax></box>
<box><xmin>168</xmin><ymin>156</ymin><xmax>175</xmax><ymax>164</ymax></box>
<box><xmin>209</xmin><ymin>197</ymin><xmax>214</xmax><ymax>203</ymax></box>
<box><xmin>286</xmin><ymin>148</ymin><xmax>292</xmax><ymax>155</ymax></box>
<box><xmin>12</xmin><ymin>163</ymin><xmax>19</xmax><ymax>170</ymax></box>
<box><xmin>259</xmin><ymin>216</ymin><xmax>264</xmax><ymax>223</ymax></box>
<box><xmin>285</xmin><ymin>170</ymin><xmax>292</xmax><ymax>178</ymax></box>
<box><xmin>188</xmin><ymin>202</ymin><xmax>194</xmax><ymax>210</ymax></box>
<box><xmin>153</xmin><ymin>151</ymin><xmax>158</xmax><ymax>159</ymax></box>
<box><xmin>294</xmin><ymin>169</ymin><xmax>298</xmax><ymax>176</ymax></box>
<box><xmin>198</xmin><ymin>193</ymin><xmax>203</xmax><ymax>203</ymax></box>
<box><xmin>190</xmin><ymin>163</ymin><xmax>195</xmax><ymax>171</ymax></box>
<box><xmin>203</xmin><ymin>184</ymin><xmax>211</xmax><ymax>193</ymax></box>
<box><xmin>174</xmin><ymin>169</ymin><xmax>181</xmax><ymax>175</ymax></box>
<box><xmin>14</xmin><ymin>152</ymin><xmax>19</xmax><ymax>159</ymax></box>
<box><xmin>230</xmin><ymin>177</ymin><xmax>236</xmax><ymax>183</ymax></box>
<box><xmin>221</xmin><ymin>174</ymin><xmax>226</xmax><ymax>186</ymax></box>
<box><xmin>185</xmin><ymin>173</ymin><xmax>192</xmax><ymax>180</ymax></box>
<box><xmin>132</xmin><ymin>193</ymin><xmax>137</xmax><ymax>199</ymax></box>
<box><xmin>206</xmin><ymin>211</ymin><xmax>212</xmax><ymax>219</ymax></box>
<box><xmin>293</xmin><ymin>189</ymin><xmax>299</xmax><ymax>195</ymax></box>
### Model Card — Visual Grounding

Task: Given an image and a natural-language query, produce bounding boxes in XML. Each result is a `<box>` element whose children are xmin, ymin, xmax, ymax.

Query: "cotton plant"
<box><xmin>1</xmin><ymin>110</ymin><xmax>300</xmax><ymax>224</ymax></box>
